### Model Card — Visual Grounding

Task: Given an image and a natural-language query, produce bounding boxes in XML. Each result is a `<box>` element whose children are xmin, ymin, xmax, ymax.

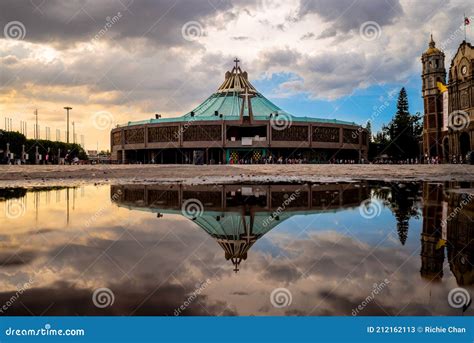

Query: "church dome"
<box><xmin>425</xmin><ymin>34</ymin><xmax>441</xmax><ymax>55</ymax></box>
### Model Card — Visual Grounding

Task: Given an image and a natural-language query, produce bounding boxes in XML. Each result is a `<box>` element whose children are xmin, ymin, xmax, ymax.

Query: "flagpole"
<box><xmin>464</xmin><ymin>13</ymin><xmax>467</xmax><ymax>42</ymax></box>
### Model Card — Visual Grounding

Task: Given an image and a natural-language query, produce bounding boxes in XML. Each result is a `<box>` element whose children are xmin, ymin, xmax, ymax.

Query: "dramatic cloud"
<box><xmin>0</xmin><ymin>0</ymin><xmax>471</xmax><ymax>149</ymax></box>
<box><xmin>0</xmin><ymin>0</ymin><xmax>233</xmax><ymax>48</ymax></box>
<box><xmin>297</xmin><ymin>0</ymin><xmax>404</xmax><ymax>36</ymax></box>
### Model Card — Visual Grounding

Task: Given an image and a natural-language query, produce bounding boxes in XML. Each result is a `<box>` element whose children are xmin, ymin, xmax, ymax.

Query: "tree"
<box><xmin>373</xmin><ymin>129</ymin><xmax>389</xmax><ymax>145</ymax></box>
<box><xmin>389</xmin><ymin>183</ymin><xmax>420</xmax><ymax>245</ymax></box>
<box><xmin>0</xmin><ymin>129</ymin><xmax>88</xmax><ymax>164</ymax></box>
<box><xmin>372</xmin><ymin>182</ymin><xmax>421</xmax><ymax>245</ymax></box>
<box><xmin>383</xmin><ymin>88</ymin><xmax>422</xmax><ymax>159</ymax></box>
<box><xmin>366</xmin><ymin>121</ymin><xmax>372</xmax><ymax>143</ymax></box>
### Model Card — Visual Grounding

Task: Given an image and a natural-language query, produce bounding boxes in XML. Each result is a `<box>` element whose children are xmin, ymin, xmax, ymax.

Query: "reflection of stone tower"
<box><xmin>420</xmin><ymin>183</ymin><xmax>445</xmax><ymax>281</ymax></box>
<box><xmin>446</xmin><ymin>188</ymin><xmax>474</xmax><ymax>286</ymax></box>
<box><xmin>421</xmin><ymin>35</ymin><xmax>446</xmax><ymax>158</ymax></box>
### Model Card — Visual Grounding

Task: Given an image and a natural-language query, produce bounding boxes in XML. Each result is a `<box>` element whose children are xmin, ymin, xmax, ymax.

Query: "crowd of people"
<box><xmin>226</xmin><ymin>153</ymin><xmax>474</xmax><ymax>165</ymax></box>
<box><xmin>423</xmin><ymin>153</ymin><xmax>472</xmax><ymax>164</ymax></box>
<box><xmin>229</xmin><ymin>156</ymin><xmax>310</xmax><ymax>164</ymax></box>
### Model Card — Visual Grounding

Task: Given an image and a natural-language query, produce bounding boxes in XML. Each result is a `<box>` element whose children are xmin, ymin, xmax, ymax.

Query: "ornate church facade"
<box><xmin>421</xmin><ymin>37</ymin><xmax>474</xmax><ymax>160</ymax></box>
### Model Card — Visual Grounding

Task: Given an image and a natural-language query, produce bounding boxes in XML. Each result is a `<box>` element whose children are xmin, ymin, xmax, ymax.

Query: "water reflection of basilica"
<box><xmin>421</xmin><ymin>183</ymin><xmax>474</xmax><ymax>286</ymax></box>
<box><xmin>111</xmin><ymin>182</ymin><xmax>474</xmax><ymax>286</ymax></box>
<box><xmin>111</xmin><ymin>183</ymin><xmax>369</xmax><ymax>272</ymax></box>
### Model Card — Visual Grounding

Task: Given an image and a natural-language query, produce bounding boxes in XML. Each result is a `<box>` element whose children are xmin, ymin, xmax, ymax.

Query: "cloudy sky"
<box><xmin>0</xmin><ymin>0</ymin><xmax>472</xmax><ymax>150</ymax></box>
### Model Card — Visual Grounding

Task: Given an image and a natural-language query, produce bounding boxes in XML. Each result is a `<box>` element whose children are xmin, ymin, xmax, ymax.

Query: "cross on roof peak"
<box><xmin>239</xmin><ymin>87</ymin><xmax>255</xmax><ymax>99</ymax></box>
<box><xmin>234</xmin><ymin>58</ymin><xmax>240</xmax><ymax>69</ymax></box>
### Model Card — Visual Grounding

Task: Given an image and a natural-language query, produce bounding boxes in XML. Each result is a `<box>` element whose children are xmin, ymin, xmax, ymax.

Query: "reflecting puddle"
<box><xmin>0</xmin><ymin>182</ymin><xmax>472</xmax><ymax>316</ymax></box>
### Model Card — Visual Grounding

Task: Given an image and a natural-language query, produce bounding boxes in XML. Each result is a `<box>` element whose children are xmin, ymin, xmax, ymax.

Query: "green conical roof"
<box><xmin>122</xmin><ymin>60</ymin><xmax>358</xmax><ymax>127</ymax></box>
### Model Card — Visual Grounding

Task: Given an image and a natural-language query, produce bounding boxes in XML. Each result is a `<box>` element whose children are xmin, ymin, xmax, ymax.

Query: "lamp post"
<box><xmin>64</xmin><ymin>106</ymin><xmax>72</xmax><ymax>143</ymax></box>
<box><xmin>72</xmin><ymin>121</ymin><xmax>75</xmax><ymax>144</ymax></box>
<box><xmin>34</xmin><ymin>109</ymin><xmax>39</xmax><ymax>139</ymax></box>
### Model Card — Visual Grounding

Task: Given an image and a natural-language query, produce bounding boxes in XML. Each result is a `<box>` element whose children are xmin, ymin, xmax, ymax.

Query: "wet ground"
<box><xmin>1</xmin><ymin>164</ymin><xmax>474</xmax><ymax>187</ymax></box>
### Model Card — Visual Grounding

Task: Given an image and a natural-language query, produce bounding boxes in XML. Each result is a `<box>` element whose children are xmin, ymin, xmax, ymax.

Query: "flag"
<box><xmin>437</xmin><ymin>82</ymin><xmax>448</xmax><ymax>94</ymax></box>
<box><xmin>465</xmin><ymin>17</ymin><xmax>471</xmax><ymax>25</ymax></box>
<box><xmin>435</xmin><ymin>239</ymin><xmax>446</xmax><ymax>250</ymax></box>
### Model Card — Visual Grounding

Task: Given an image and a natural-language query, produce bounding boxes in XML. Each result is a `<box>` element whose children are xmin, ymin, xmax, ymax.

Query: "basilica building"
<box><xmin>110</xmin><ymin>60</ymin><xmax>368</xmax><ymax>164</ymax></box>
<box><xmin>421</xmin><ymin>37</ymin><xmax>474</xmax><ymax>160</ymax></box>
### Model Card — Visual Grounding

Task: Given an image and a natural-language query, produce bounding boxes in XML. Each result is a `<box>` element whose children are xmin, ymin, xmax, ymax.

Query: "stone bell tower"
<box><xmin>421</xmin><ymin>34</ymin><xmax>446</xmax><ymax>159</ymax></box>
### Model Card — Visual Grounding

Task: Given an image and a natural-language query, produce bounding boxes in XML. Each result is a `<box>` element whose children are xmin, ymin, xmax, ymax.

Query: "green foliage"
<box><xmin>382</xmin><ymin>88</ymin><xmax>422</xmax><ymax>159</ymax></box>
<box><xmin>0</xmin><ymin>130</ymin><xmax>88</xmax><ymax>162</ymax></box>
<box><xmin>373</xmin><ymin>128</ymin><xmax>389</xmax><ymax>145</ymax></box>
<box><xmin>0</xmin><ymin>130</ymin><xmax>27</xmax><ymax>156</ymax></box>
<box><xmin>366</xmin><ymin>121</ymin><xmax>372</xmax><ymax>143</ymax></box>
<box><xmin>372</xmin><ymin>182</ymin><xmax>421</xmax><ymax>245</ymax></box>
<box><xmin>370</xmin><ymin>88</ymin><xmax>422</xmax><ymax>160</ymax></box>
